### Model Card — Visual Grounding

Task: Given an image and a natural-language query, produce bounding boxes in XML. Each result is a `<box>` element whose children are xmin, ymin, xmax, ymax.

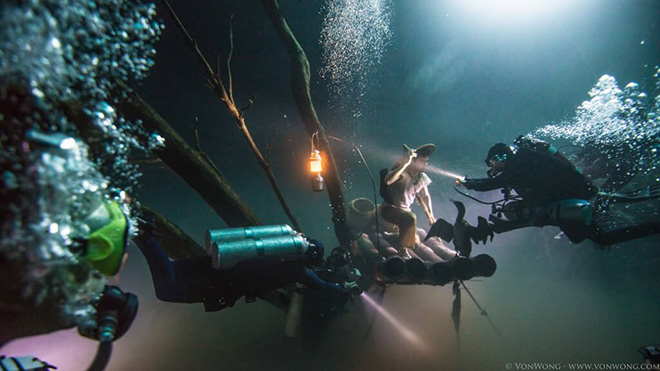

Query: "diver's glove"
<box><xmin>341</xmin><ymin>268</ymin><xmax>362</xmax><ymax>295</ymax></box>
<box><xmin>348</xmin><ymin>268</ymin><xmax>361</xmax><ymax>282</ymax></box>
<box><xmin>341</xmin><ymin>281</ymin><xmax>362</xmax><ymax>296</ymax></box>
<box><xmin>456</xmin><ymin>177</ymin><xmax>469</xmax><ymax>188</ymax></box>
<box><xmin>458</xmin><ymin>176</ymin><xmax>483</xmax><ymax>190</ymax></box>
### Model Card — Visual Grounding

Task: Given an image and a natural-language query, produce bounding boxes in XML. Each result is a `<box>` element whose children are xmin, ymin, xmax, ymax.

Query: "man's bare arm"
<box><xmin>385</xmin><ymin>152</ymin><xmax>416</xmax><ymax>185</ymax></box>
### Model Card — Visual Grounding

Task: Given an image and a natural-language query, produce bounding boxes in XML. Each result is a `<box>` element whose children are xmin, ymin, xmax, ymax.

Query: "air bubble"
<box><xmin>535</xmin><ymin>73</ymin><xmax>660</xmax><ymax>177</ymax></box>
<box><xmin>320</xmin><ymin>0</ymin><xmax>393</xmax><ymax>100</ymax></box>
<box><xmin>1</xmin><ymin>0</ymin><xmax>161</xmax><ymax>327</ymax></box>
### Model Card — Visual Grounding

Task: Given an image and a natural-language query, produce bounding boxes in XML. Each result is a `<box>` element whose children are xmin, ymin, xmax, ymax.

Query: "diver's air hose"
<box><xmin>453</xmin><ymin>186</ymin><xmax>512</xmax><ymax>205</ymax></box>
<box><xmin>87</xmin><ymin>341</ymin><xmax>112</xmax><ymax>371</ymax></box>
<box><xmin>87</xmin><ymin>309</ymin><xmax>119</xmax><ymax>371</ymax></box>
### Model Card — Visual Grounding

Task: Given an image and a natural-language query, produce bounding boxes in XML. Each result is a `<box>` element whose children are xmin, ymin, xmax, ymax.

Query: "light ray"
<box><xmin>361</xmin><ymin>293</ymin><xmax>429</xmax><ymax>353</ymax></box>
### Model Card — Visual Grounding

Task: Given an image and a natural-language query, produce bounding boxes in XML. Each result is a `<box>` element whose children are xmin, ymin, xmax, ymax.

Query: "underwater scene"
<box><xmin>1</xmin><ymin>0</ymin><xmax>659</xmax><ymax>370</ymax></box>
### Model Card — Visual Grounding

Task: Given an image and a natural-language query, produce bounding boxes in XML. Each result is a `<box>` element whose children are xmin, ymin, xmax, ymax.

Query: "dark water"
<box><xmin>4</xmin><ymin>0</ymin><xmax>660</xmax><ymax>370</ymax></box>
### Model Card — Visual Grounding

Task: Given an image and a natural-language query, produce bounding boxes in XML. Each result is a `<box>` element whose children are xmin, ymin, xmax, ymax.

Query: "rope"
<box><xmin>328</xmin><ymin>135</ymin><xmax>382</xmax><ymax>258</ymax></box>
<box><xmin>460</xmin><ymin>280</ymin><xmax>503</xmax><ymax>338</ymax></box>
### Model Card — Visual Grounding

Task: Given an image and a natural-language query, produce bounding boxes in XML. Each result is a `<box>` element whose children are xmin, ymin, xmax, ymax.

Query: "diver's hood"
<box><xmin>485</xmin><ymin>143</ymin><xmax>513</xmax><ymax>165</ymax></box>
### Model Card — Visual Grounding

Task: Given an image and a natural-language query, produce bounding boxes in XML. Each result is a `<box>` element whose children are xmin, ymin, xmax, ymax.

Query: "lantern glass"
<box><xmin>309</xmin><ymin>151</ymin><xmax>322</xmax><ymax>173</ymax></box>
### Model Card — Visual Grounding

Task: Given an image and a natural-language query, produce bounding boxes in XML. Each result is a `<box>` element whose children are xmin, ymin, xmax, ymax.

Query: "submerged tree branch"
<box><xmin>138</xmin><ymin>205</ymin><xmax>206</xmax><ymax>259</ymax></box>
<box><xmin>227</xmin><ymin>14</ymin><xmax>235</xmax><ymax>104</ymax></box>
<box><xmin>64</xmin><ymin>88</ymin><xmax>260</xmax><ymax>227</ymax></box>
<box><xmin>115</xmin><ymin>85</ymin><xmax>261</xmax><ymax>227</ymax></box>
<box><xmin>260</xmin><ymin>0</ymin><xmax>352</xmax><ymax>247</ymax></box>
<box><xmin>160</xmin><ymin>0</ymin><xmax>301</xmax><ymax>232</ymax></box>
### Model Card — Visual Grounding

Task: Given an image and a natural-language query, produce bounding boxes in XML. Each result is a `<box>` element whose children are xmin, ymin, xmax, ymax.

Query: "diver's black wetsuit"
<box><xmin>465</xmin><ymin>148</ymin><xmax>599</xmax><ymax>207</ymax></box>
<box><xmin>464</xmin><ymin>148</ymin><xmax>660</xmax><ymax>245</ymax></box>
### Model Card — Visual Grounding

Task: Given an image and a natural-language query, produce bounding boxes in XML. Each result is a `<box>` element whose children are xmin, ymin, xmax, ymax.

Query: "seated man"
<box><xmin>381</xmin><ymin>144</ymin><xmax>436</xmax><ymax>259</ymax></box>
<box><xmin>457</xmin><ymin>140</ymin><xmax>660</xmax><ymax>246</ymax></box>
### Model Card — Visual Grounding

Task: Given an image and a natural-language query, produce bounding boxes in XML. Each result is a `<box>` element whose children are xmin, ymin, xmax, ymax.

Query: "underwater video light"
<box><xmin>376</xmin><ymin>256</ymin><xmax>406</xmax><ymax>280</ymax></box>
<box><xmin>374</xmin><ymin>254</ymin><xmax>498</xmax><ymax>285</ymax></box>
<box><xmin>404</xmin><ymin>258</ymin><xmax>428</xmax><ymax>283</ymax></box>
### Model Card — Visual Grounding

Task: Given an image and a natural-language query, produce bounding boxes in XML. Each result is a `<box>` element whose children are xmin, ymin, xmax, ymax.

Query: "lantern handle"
<box><xmin>310</xmin><ymin>131</ymin><xmax>320</xmax><ymax>152</ymax></box>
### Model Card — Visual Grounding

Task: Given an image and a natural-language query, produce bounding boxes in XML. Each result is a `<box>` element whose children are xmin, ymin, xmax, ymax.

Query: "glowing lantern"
<box><xmin>309</xmin><ymin>149</ymin><xmax>324</xmax><ymax>192</ymax></box>
<box><xmin>309</xmin><ymin>150</ymin><xmax>323</xmax><ymax>173</ymax></box>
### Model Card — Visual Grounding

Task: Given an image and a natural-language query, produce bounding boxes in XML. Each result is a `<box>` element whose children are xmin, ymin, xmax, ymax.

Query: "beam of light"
<box><xmin>336</xmin><ymin>139</ymin><xmax>465</xmax><ymax>182</ymax></box>
<box><xmin>425</xmin><ymin>164</ymin><xmax>464</xmax><ymax>181</ymax></box>
<box><xmin>361</xmin><ymin>293</ymin><xmax>429</xmax><ymax>353</ymax></box>
<box><xmin>448</xmin><ymin>0</ymin><xmax>571</xmax><ymax>26</ymax></box>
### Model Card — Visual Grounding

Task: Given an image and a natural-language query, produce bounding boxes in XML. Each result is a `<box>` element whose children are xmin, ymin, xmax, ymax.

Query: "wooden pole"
<box><xmin>260</xmin><ymin>0</ymin><xmax>352</xmax><ymax>247</ymax></box>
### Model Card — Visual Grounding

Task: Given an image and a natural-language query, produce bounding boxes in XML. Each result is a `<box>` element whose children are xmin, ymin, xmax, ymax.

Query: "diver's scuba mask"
<box><xmin>27</xmin><ymin>129</ymin><xmax>130</xmax><ymax>276</ymax></box>
<box><xmin>80</xmin><ymin>200</ymin><xmax>130</xmax><ymax>276</ymax></box>
<box><xmin>489</xmin><ymin>154</ymin><xmax>508</xmax><ymax>163</ymax></box>
<box><xmin>487</xmin><ymin>154</ymin><xmax>508</xmax><ymax>177</ymax></box>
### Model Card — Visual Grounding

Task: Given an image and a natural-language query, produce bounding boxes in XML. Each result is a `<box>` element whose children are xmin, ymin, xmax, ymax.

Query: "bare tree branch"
<box><xmin>161</xmin><ymin>0</ymin><xmax>301</xmax><ymax>232</ymax></box>
<box><xmin>138</xmin><ymin>205</ymin><xmax>206</xmax><ymax>259</ymax></box>
<box><xmin>227</xmin><ymin>14</ymin><xmax>235</xmax><ymax>104</ymax></box>
<box><xmin>216</xmin><ymin>53</ymin><xmax>221</xmax><ymax>81</ymax></box>
<box><xmin>64</xmin><ymin>84</ymin><xmax>262</xmax><ymax>228</ymax></box>
<box><xmin>266</xmin><ymin>138</ymin><xmax>274</xmax><ymax>163</ymax></box>
<box><xmin>239</xmin><ymin>97</ymin><xmax>254</xmax><ymax>118</ymax></box>
<box><xmin>195</xmin><ymin>116</ymin><xmax>202</xmax><ymax>151</ymax></box>
<box><xmin>193</xmin><ymin>116</ymin><xmax>223</xmax><ymax>174</ymax></box>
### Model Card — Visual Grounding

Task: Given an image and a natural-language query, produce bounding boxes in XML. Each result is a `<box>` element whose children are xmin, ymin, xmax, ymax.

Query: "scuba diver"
<box><xmin>1</xmin><ymin>129</ymin><xmax>138</xmax><ymax>370</ymax></box>
<box><xmin>136</xmin><ymin>221</ymin><xmax>360</xmax><ymax>312</ymax></box>
<box><xmin>457</xmin><ymin>137</ymin><xmax>660</xmax><ymax>246</ymax></box>
<box><xmin>380</xmin><ymin>144</ymin><xmax>436</xmax><ymax>259</ymax></box>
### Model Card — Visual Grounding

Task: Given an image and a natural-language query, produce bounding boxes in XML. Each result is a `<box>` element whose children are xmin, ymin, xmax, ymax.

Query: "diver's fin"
<box><xmin>425</xmin><ymin>218</ymin><xmax>454</xmax><ymax>242</ymax></box>
<box><xmin>604</xmin><ymin>183</ymin><xmax>660</xmax><ymax>203</ymax></box>
<box><xmin>469</xmin><ymin>216</ymin><xmax>494</xmax><ymax>244</ymax></box>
